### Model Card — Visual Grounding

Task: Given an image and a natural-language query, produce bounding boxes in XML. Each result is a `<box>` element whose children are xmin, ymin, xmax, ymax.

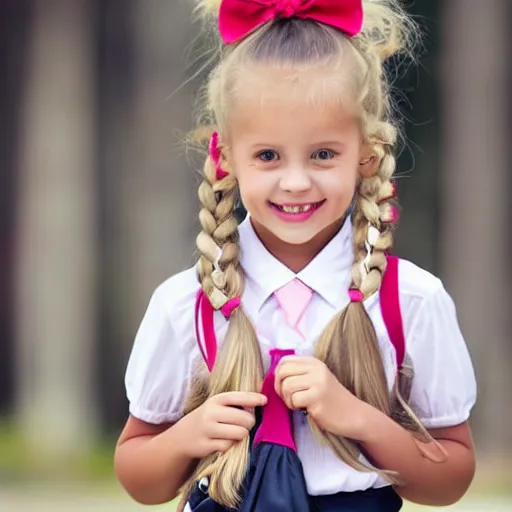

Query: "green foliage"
<box><xmin>0</xmin><ymin>421</ymin><xmax>117</xmax><ymax>483</ymax></box>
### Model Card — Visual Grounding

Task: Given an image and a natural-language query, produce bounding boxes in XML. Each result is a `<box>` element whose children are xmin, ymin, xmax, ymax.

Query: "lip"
<box><xmin>268</xmin><ymin>199</ymin><xmax>326</xmax><ymax>223</ymax></box>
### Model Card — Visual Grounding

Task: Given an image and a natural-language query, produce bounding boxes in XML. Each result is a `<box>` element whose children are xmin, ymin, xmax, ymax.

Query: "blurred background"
<box><xmin>0</xmin><ymin>0</ymin><xmax>511</xmax><ymax>510</ymax></box>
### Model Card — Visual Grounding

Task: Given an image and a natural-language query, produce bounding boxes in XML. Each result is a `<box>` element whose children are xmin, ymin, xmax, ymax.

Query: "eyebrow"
<box><xmin>310</xmin><ymin>141</ymin><xmax>345</xmax><ymax>147</ymax></box>
<box><xmin>248</xmin><ymin>140</ymin><xmax>346</xmax><ymax>149</ymax></box>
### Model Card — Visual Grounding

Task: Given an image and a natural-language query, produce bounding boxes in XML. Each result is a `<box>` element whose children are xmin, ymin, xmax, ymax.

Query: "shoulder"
<box><xmin>395</xmin><ymin>256</ymin><xmax>469</xmax><ymax>357</ymax></box>
<box><xmin>125</xmin><ymin>265</ymin><xmax>201</xmax><ymax>424</ymax></box>
<box><xmin>151</xmin><ymin>265</ymin><xmax>199</xmax><ymax>325</ymax></box>
<box><xmin>396</xmin><ymin>258</ymin><xmax>443</xmax><ymax>301</ymax></box>
<box><xmin>393</xmin><ymin>257</ymin><xmax>468</xmax><ymax>351</ymax></box>
<box><xmin>394</xmin><ymin>260</ymin><xmax>477</xmax><ymax>427</ymax></box>
<box><xmin>395</xmin><ymin>258</ymin><xmax>446</xmax><ymax>324</ymax></box>
<box><xmin>127</xmin><ymin>264</ymin><xmax>200</xmax><ymax>382</ymax></box>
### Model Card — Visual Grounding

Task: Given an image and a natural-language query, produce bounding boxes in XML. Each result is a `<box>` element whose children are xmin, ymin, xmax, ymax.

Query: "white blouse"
<box><xmin>125</xmin><ymin>217</ymin><xmax>477</xmax><ymax>495</ymax></box>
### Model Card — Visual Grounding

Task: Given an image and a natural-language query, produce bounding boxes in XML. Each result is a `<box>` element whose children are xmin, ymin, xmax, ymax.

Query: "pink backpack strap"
<box><xmin>194</xmin><ymin>288</ymin><xmax>242</xmax><ymax>372</ymax></box>
<box><xmin>380</xmin><ymin>255</ymin><xmax>405</xmax><ymax>369</ymax></box>
<box><xmin>194</xmin><ymin>289</ymin><xmax>218</xmax><ymax>372</ymax></box>
<box><xmin>195</xmin><ymin>257</ymin><xmax>406</xmax><ymax>373</ymax></box>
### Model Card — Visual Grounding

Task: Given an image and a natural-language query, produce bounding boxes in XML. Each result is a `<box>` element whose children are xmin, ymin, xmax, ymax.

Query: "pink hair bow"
<box><xmin>219</xmin><ymin>0</ymin><xmax>364</xmax><ymax>44</ymax></box>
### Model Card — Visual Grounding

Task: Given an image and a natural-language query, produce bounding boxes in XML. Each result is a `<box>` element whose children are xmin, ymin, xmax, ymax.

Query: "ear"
<box><xmin>358</xmin><ymin>147</ymin><xmax>379</xmax><ymax>178</ymax></box>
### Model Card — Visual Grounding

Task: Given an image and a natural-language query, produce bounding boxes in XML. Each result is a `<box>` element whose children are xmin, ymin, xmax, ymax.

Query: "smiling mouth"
<box><xmin>269</xmin><ymin>199</ymin><xmax>326</xmax><ymax>213</ymax></box>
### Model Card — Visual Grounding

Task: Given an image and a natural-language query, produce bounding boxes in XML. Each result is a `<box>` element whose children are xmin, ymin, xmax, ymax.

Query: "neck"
<box><xmin>250</xmin><ymin>216</ymin><xmax>347</xmax><ymax>274</ymax></box>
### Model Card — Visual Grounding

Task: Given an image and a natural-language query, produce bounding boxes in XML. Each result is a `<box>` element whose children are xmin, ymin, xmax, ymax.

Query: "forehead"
<box><xmin>227</xmin><ymin>65</ymin><xmax>361</xmax><ymax>143</ymax></box>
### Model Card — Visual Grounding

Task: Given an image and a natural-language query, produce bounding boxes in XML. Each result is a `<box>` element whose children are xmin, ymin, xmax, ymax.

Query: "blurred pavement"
<box><xmin>0</xmin><ymin>484</ymin><xmax>510</xmax><ymax>512</ymax></box>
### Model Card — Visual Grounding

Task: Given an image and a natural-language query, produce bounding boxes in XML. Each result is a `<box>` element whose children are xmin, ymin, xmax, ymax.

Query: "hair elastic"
<box><xmin>220</xmin><ymin>297</ymin><xmax>241</xmax><ymax>318</ymax></box>
<box><xmin>349</xmin><ymin>289</ymin><xmax>364</xmax><ymax>303</ymax></box>
<box><xmin>381</xmin><ymin>205</ymin><xmax>400</xmax><ymax>224</ymax></box>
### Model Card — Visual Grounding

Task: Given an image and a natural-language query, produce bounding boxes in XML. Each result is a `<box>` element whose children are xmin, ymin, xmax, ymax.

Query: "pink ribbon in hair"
<box><xmin>219</xmin><ymin>0</ymin><xmax>364</xmax><ymax>44</ymax></box>
<box><xmin>209</xmin><ymin>132</ymin><xmax>230</xmax><ymax>180</ymax></box>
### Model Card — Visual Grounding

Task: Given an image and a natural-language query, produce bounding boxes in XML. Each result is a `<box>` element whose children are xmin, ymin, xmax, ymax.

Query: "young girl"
<box><xmin>114</xmin><ymin>1</ymin><xmax>477</xmax><ymax>510</ymax></box>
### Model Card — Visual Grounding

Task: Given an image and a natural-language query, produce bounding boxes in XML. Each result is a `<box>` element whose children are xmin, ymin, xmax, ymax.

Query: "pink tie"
<box><xmin>275</xmin><ymin>279</ymin><xmax>313</xmax><ymax>338</ymax></box>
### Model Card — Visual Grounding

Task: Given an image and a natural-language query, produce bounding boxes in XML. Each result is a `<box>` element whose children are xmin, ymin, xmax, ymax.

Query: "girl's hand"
<box><xmin>179</xmin><ymin>391</ymin><xmax>267</xmax><ymax>459</ymax></box>
<box><xmin>274</xmin><ymin>356</ymin><xmax>370</xmax><ymax>441</ymax></box>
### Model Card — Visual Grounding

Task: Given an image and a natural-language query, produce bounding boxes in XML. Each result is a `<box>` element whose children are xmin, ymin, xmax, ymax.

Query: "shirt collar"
<box><xmin>239</xmin><ymin>215</ymin><xmax>354</xmax><ymax>310</ymax></box>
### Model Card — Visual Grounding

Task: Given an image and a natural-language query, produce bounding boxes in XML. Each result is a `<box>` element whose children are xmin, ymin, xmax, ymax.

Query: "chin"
<box><xmin>249</xmin><ymin>210</ymin><xmax>347</xmax><ymax>248</ymax></box>
<box><xmin>267</xmin><ymin>224</ymin><xmax>329</xmax><ymax>246</ymax></box>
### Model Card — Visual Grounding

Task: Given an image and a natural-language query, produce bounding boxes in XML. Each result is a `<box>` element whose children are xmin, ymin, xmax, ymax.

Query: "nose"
<box><xmin>279</xmin><ymin>165</ymin><xmax>312</xmax><ymax>193</ymax></box>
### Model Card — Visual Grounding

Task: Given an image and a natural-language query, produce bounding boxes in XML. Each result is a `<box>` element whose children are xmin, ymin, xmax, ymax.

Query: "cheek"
<box><xmin>237</xmin><ymin>172</ymin><xmax>273</xmax><ymax>209</ymax></box>
<box><xmin>319</xmin><ymin>169</ymin><xmax>359</xmax><ymax>198</ymax></box>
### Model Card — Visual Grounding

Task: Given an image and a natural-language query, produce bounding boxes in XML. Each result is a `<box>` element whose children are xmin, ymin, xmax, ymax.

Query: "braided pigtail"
<box><xmin>310</xmin><ymin>0</ymin><xmax>443</xmax><ymax>480</ymax></box>
<box><xmin>310</xmin><ymin>128</ymin><xmax>400</xmax><ymax>483</ymax></box>
<box><xmin>355</xmin><ymin>16</ymin><xmax>443</xmax><ymax>450</ymax></box>
<box><xmin>178</xmin><ymin>135</ymin><xmax>264</xmax><ymax>510</ymax></box>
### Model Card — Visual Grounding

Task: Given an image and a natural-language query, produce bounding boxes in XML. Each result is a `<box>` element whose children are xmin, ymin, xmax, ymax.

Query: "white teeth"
<box><xmin>281</xmin><ymin>204</ymin><xmax>313</xmax><ymax>213</ymax></box>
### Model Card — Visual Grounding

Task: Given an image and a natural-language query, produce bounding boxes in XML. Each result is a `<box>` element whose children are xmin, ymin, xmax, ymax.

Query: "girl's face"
<box><xmin>227</xmin><ymin>68</ymin><xmax>371</xmax><ymax>252</ymax></box>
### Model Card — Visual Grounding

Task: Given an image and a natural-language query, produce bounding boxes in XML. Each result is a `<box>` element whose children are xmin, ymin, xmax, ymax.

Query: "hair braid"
<box><xmin>178</xmin><ymin>148</ymin><xmax>264</xmax><ymax>510</ymax></box>
<box><xmin>357</xmin><ymin>120</ymin><xmax>440</xmax><ymax>443</ymax></box>
<box><xmin>196</xmin><ymin>155</ymin><xmax>240</xmax><ymax>307</ymax></box>
<box><xmin>310</xmin><ymin>133</ymin><xmax>401</xmax><ymax>484</ymax></box>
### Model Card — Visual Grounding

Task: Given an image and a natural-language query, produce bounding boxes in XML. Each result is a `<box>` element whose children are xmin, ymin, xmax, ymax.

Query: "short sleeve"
<box><xmin>407</xmin><ymin>283</ymin><xmax>477</xmax><ymax>429</ymax></box>
<box><xmin>125</xmin><ymin>285</ymin><xmax>193</xmax><ymax>424</ymax></box>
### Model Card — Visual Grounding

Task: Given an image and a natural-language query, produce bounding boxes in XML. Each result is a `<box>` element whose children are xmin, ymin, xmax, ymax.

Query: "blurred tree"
<box><xmin>439</xmin><ymin>0</ymin><xmax>512</xmax><ymax>462</ymax></box>
<box><xmin>392</xmin><ymin>0</ymin><xmax>441</xmax><ymax>273</ymax></box>
<box><xmin>128</xmin><ymin>0</ymin><xmax>199</xmax><ymax>310</ymax></box>
<box><xmin>95</xmin><ymin>0</ymin><xmax>138</xmax><ymax>430</ymax></box>
<box><xmin>99</xmin><ymin>0</ymin><xmax>200</xmax><ymax>427</ymax></box>
<box><xmin>15</xmin><ymin>0</ymin><xmax>98</xmax><ymax>462</ymax></box>
<box><xmin>0</xmin><ymin>0</ymin><xmax>32</xmax><ymax>414</ymax></box>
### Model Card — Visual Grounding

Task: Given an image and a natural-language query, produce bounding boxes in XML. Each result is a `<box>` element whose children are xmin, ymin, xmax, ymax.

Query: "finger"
<box><xmin>277</xmin><ymin>375</ymin><xmax>310</xmax><ymax>403</ymax></box>
<box><xmin>214</xmin><ymin>391</ymin><xmax>267</xmax><ymax>408</ymax></box>
<box><xmin>214</xmin><ymin>406</ymin><xmax>256</xmax><ymax>431</ymax></box>
<box><xmin>290</xmin><ymin>389</ymin><xmax>316</xmax><ymax>411</ymax></box>
<box><xmin>281</xmin><ymin>391</ymin><xmax>294</xmax><ymax>410</ymax></box>
<box><xmin>275</xmin><ymin>363</ymin><xmax>310</xmax><ymax>395</ymax></box>
<box><xmin>211</xmin><ymin>439</ymin><xmax>235</xmax><ymax>453</ymax></box>
<box><xmin>278</xmin><ymin>356</ymin><xmax>319</xmax><ymax>370</ymax></box>
<box><xmin>276</xmin><ymin>359</ymin><xmax>314</xmax><ymax>377</ymax></box>
<box><xmin>210</xmin><ymin>423</ymin><xmax>251</xmax><ymax>442</ymax></box>
<box><xmin>281</xmin><ymin>377</ymin><xmax>311</xmax><ymax>410</ymax></box>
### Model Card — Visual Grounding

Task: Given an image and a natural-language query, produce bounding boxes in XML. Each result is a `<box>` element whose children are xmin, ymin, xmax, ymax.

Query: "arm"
<box><xmin>114</xmin><ymin>392</ymin><xmax>266</xmax><ymax>505</ymax></box>
<box><xmin>114</xmin><ymin>415</ymin><xmax>198</xmax><ymax>505</ymax></box>
<box><xmin>276</xmin><ymin>354</ymin><xmax>476</xmax><ymax>506</ymax></box>
<box><xmin>356</xmin><ymin>278</ymin><xmax>477</xmax><ymax>504</ymax></box>
<box><xmin>276</xmin><ymin>282</ymin><xmax>477</xmax><ymax>506</ymax></box>
<box><xmin>357</xmin><ymin>403</ymin><xmax>475</xmax><ymax>506</ymax></box>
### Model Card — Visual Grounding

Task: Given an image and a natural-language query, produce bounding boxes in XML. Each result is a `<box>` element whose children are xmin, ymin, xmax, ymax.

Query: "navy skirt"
<box><xmin>188</xmin><ymin>482</ymin><xmax>402</xmax><ymax>511</ymax></box>
<box><xmin>311</xmin><ymin>487</ymin><xmax>402</xmax><ymax>511</ymax></box>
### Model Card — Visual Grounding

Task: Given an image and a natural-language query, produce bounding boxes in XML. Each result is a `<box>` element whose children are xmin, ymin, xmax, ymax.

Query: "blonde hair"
<box><xmin>179</xmin><ymin>1</ymin><xmax>437</xmax><ymax>509</ymax></box>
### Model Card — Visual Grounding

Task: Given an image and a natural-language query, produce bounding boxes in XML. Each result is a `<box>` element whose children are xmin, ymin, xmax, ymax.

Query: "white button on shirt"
<box><xmin>125</xmin><ymin>216</ymin><xmax>477</xmax><ymax>495</ymax></box>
